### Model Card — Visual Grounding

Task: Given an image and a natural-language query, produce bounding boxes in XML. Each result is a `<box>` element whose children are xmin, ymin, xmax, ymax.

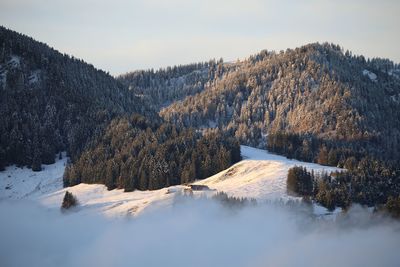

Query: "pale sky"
<box><xmin>0</xmin><ymin>0</ymin><xmax>399</xmax><ymax>75</ymax></box>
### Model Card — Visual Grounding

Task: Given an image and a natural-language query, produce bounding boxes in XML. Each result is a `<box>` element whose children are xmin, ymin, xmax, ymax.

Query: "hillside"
<box><xmin>0</xmin><ymin>26</ymin><xmax>149</xmax><ymax>170</ymax></box>
<box><xmin>0</xmin><ymin>27</ymin><xmax>240</xmax><ymax>193</ymax></box>
<box><xmin>118</xmin><ymin>61</ymin><xmax>220</xmax><ymax>110</ymax></box>
<box><xmin>193</xmin><ymin>146</ymin><xmax>340</xmax><ymax>200</ymax></box>
<box><xmin>0</xmin><ymin>145</ymin><xmax>339</xmax><ymax>217</ymax></box>
<box><xmin>158</xmin><ymin>43</ymin><xmax>400</xmax><ymax>160</ymax></box>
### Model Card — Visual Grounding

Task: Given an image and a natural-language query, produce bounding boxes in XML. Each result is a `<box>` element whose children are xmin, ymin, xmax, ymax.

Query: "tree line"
<box><xmin>63</xmin><ymin>114</ymin><xmax>241</xmax><ymax>191</ymax></box>
<box><xmin>286</xmin><ymin>162</ymin><xmax>400</xmax><ymax>217</ymax></box>
<box><xmin>266</xmin><ymin>131</ymin><xmax>385</xmax><ymax>167</ymax></box>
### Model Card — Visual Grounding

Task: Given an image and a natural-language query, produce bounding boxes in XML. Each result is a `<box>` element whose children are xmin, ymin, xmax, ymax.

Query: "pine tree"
<box><xmin>317</xmin><ymin>146</ymin><xmax>329</xmax><ymax>165</ymax></box>
<box><xmin>31</xmin><ymin>143</ymin><xmax>42</xmax><ymax>172</ymax></box>
<box><xmin>328</xmin><ymin>149</ymin><xmax>338</xmax><ymax>166</ymax></box>
<box><xmin>0</xmin><ymin>147</ymin><xmax>5</xmax><ymax>171</ymax></box>
<box><xmin>61</xmin><ymin>191</ymin><xmax>78</xmax><ymax>210</ymax></box>
<box><xmin>286</xmin><ymin>166</ymin><xmax>313</xmax><ymax>196</ymax></box>
<box><xmin>385</xmin><ymin>196</ymin><xmax>400</xmax><ymax>218</ymax></box>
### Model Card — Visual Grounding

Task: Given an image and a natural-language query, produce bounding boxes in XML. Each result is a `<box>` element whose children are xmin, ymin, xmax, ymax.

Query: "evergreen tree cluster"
<box><xmin>287</xmin><ymin>161</ymin><xmax>400</xmax><ymax>214</ymax></box>
<box><xmin>63</xmin><ymin>114</ymin><xmax>241</xmax><ymax>191</ymax></box>
<box><xmin>212</xmin><ymin>191</ymin><xmax>257</xmax><ymax>208</ymax></box>
<box><xmin>384</xmin><ymin>196</ymin><xmax>400</xmax><ymax>218</ymax></box>
<box><xmin>118</xmin><ymin>59</ymin><xmax>225</xmax><ymax>110</ymax></box>
<box><xmin>266</xmin><ymin>131</ymin><xmax>379</xmax><ymax>167</ymax></box>
<box><xmin>286</xmin><ymin>166</ymin><xmax>313</xmax><ymax>196</ymax></box>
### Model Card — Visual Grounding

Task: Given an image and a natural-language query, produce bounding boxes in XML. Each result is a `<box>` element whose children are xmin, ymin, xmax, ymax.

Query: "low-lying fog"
<box><xmin>1</xmin><ymin>198</ymin><xmax>400</xmax><ymax>267</ymax></box>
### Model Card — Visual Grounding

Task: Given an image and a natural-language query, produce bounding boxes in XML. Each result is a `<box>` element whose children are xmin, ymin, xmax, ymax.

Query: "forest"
<box><xmin>0</xmin><ymin>26</ymin><xmax>149</xmax><ymax>172</ymax></box>
<box><xmin>63</xmin><ymin>114</ymin><xmax>241</xmax><ymax>191</ymax></box>
<box><xmin>274</xmin><ymin>130</ymin><xmax>400</xmax><ymax>214</ymax></box>
<box><xmin>158</xmin><ymin>43</ymin><xmax>400</xmax><ymax>162</ymax></box>
<box><xmin>286</xmin><ymin>164</ymin><xmax>400</xmax><ymax>217</ymax></box>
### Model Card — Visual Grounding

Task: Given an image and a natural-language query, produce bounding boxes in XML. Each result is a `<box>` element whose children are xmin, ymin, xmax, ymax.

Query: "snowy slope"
<box><xmin>0</xmin><ymin>152</ymin><xmax>67</xmax><ymax>200</ymax></box>
<box><xmin>0</xmin><ymin>153</ymin><xmax>193</xmax><ymax>217</ymax></box>
<box><xmin>41</xmin><ymin>184</ymin><xmax>191</xmax><ymax>217</ymax></box>
<box><xmin>193</xmin><ymin>146</ymin><xmax>341</xmax><ymax>201</ymax></box>
<box><xmin>0</xmin><ymin>154</ymin><xmax>191</xmax><ymax>217</ymax></box>
<box><xmin>0</xmin><ymin>146</ymin><xmax>342</xmax><ymax>217</ymax></box>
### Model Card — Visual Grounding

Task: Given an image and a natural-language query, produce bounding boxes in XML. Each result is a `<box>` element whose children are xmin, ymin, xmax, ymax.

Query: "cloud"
<box><xmin>0</xmin><ymin>198</ymin><xmax>400</xmax><ymax>267</ymax></box>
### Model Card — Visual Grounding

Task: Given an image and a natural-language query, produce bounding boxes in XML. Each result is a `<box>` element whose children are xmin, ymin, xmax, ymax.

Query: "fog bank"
<box><xmin>1</xmin><ymin>199</ymin><xmax>399</xmax><ymax>267</ymax></box>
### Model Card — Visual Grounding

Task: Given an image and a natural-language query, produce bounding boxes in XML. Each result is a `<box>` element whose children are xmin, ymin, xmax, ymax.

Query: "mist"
<box><xmin>1</xmin><ymin>198</ymin><xmax>400</xmax><ymax>267</ymax></box>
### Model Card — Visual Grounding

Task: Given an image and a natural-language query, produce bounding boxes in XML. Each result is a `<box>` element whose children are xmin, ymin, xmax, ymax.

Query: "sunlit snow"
<box><xmin>0</xmin><ymin>146</ymin><xmax>342</xmax><ymax>217</ymax></box>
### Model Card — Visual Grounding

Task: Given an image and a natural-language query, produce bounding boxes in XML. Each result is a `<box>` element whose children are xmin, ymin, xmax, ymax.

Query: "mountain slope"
<box><xmin>193</xmin><ymin>146</ymin><xmax>340</xmax><ymax>200</ymax></box>
<box><xmin>159</xmin><ymin>43</ymin><xmax>400</xmax><ymax>159</ymax></box>
<box><xmin>0</xmin><ymin>27</ymin><xmax>240</xmax><ymax>193</ymax></box>
<box><xmin>118</xmin><ymin>59</ymin><xmax>227</xmax><ymax>110</ymax></box>
<box><xmin>0</xmin><ymin>26</ymin><xmax>148</xmax><ymax>170</ymax></box>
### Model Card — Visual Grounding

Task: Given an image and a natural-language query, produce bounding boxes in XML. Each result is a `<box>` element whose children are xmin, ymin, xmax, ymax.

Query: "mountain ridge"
<box><xmin>0</xmin><ymin>26</ymin><xmax>149</xmax><ymax>170</ymax></box>
<box><xmin>153</xmin><ymin>43</ymin><xmax>400</xmax><ymax>160</ymax></box>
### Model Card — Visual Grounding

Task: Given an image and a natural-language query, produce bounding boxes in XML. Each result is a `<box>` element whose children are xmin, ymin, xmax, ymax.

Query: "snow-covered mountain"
<box><xmin>0</xmin><ymin>146</ymin><xmax>340</xmax><ymax>217</ymax></box>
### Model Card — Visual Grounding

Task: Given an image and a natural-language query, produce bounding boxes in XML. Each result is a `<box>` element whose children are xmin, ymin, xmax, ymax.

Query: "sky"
<box><xmin>0</xmin><ymin>0</ymin><xmax>399</xmax><ymax>75</ymax></box>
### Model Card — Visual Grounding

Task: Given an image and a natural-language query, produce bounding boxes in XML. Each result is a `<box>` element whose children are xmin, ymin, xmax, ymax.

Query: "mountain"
<box><xmin>2</xmin><ymin>26</ymin><xmax>400</xmax><ymax>210</ymax></box>
<box><xmin>130</xmin><ymin>43</ymin><xmax>400</xmax><ymax>161</ymax></box>
<box><xmin>0</xmin><ymin>27</ymin><xmax>240</xmax><ymax>192</ymax></box>
<box><xmin>117</xmin><ymin>59</ymin><xmax>226</xmax><ymax>110</ymax></box>
<box><xmin>0</xmin><ymin>26</ymin><xmax>149</xmax><ymax>170</ymax></box>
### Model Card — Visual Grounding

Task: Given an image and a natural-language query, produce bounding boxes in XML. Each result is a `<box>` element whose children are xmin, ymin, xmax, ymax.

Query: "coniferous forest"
<box><xmin>63</xmin><ymin>114</ymin><xmax>240</xmax><ymax>191</ymax></box>
<box><xmin>1</xmin><ymin>25</ymin><xmax>400</xmax><ymax>215</ymax></box>
<box><xmin>0</xmin><ymin>26</ymin><xmax>149</xmax><ymax>172</ymax></box>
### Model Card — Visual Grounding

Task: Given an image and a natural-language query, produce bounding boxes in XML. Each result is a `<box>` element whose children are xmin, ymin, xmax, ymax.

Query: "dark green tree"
<box><xmin>61</xmin><ymin>191</ymin><xmax>78</xmax><ymax>210</ymax></box>
<box><xmin>286</xmin><ymin>166</ymin><xmax>313</xmax><ymax>196</ymax></box>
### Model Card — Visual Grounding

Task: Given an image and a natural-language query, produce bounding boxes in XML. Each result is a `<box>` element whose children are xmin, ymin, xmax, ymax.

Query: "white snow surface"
<box><xmin>0</xmin><ymin>146</ymin><xmax>342</xmax><ymax>217</ymax></box>
<box><xmin>0</xmin><ymin>70</ymin><xmax>6</xmax><ymax>89</ymax></box>
<box><xmin>41</xmin><ymin>184</ymin><xmax>192</xmax><ymax>217</ymax></box>
<box><xmin>8</xmin><ymin>55</ymin><xmax>21</xmax><ymax>68</ymax></box>
<box><xmin>0</xmin><ymin>153</ymin><xmax>67</xmax><ymax>200</ymax></box>
<box><xmin>0</xmin><ymin>153</ymin><xmax>195</xmax><ymax>217</ymax></box>
<box><xmin>194</xmin><ymin>146</ymin><xmax>341</xmax><ymax>201</ymax></box>
<box><xmin>362</xmin><ymin>69</ymin><xmax>377</xmax><ymax>81</ymax></box>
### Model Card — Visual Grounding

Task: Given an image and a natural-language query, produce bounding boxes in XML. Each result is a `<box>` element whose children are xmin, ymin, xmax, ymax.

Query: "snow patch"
<box><xmin>390</xmin><ymin>94</ymin><xmax>400</xmax><ymax>103</ymax></box>
<box><xmin>362</xmin><ymin>69</ymin><xmax>377</xmax><ymax>82</ymax></box>
<box><xmin>313</xmin><ymin>203</ymin><xmax>342</xmax><ymax>219</ymax></box>
<box><xmin>0</xmin><ymin>66</ymin><xmax>6</xmax><ymax>90</ymax></box>
<box><xmin>28</xmin><ymin>70</ymin><xmax>41</xmax><ymax>85</ymax></box>
<box><xmin>7</xmin><ymin>55</ymin><xmax>21</xmax><ymax>69</ymax></box>
<box><xmin>0</xmin><ymin>152</ymin><xmax>67</xmax><ymax>200</ymax></box>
